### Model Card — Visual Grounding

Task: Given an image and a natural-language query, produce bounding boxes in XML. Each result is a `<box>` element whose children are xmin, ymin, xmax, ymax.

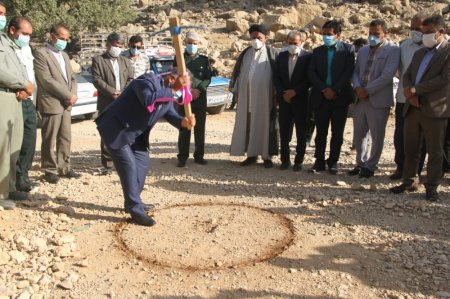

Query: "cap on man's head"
<box><xmin>185</xmin><ymin>30</ymin><xmax>200</xmax><ymax>41</ymax></box>
<box><xmin>249</xmin><ymin>24</ymin><xmax>268</xmax><ymax>36</ymax></box>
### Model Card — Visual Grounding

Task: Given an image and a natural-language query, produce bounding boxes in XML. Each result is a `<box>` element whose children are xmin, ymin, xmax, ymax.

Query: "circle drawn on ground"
<box><xmin>115</xmin><ymin>203</ymin><xmax>295</xmax><ymax>270</ymax></box>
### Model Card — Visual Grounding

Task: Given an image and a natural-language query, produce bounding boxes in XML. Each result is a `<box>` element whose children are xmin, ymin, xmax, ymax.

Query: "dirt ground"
<box><xmin>0</xmin><ymin>110</ymin><xmax>449</xmax><ymax>299</ymax></box>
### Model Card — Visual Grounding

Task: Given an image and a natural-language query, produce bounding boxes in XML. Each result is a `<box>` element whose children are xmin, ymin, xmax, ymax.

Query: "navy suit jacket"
<box><xmin>273</xmin><ymin>50</ymin><xmax>312</xmax><ymax>106</ymax></box>
<box><xmin>96</xmin><ymin>73</ymin><xmax>182</xmax><ymax>150</ymax></box>
<box><xmin>308</xmin><ymin>42</ymin><xmax>355</xmax><ymax>110</ymax></box>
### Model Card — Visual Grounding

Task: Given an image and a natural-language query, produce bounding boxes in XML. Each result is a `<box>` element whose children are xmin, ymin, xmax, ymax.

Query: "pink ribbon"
<box><xmin>146</xmin><ymin>86</ymin><xmax>193</xmax><ymax>113</ymax></box>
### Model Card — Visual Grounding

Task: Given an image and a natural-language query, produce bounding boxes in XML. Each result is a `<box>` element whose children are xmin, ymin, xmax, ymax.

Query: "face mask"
<box><xmin>323</xmin><ymin>35</ymin><xmax>336</xmax><ymax>47</ymax></box>
<box><xmin>15</xmin><ymin>34</ymin><xmax>30</xmax><ymax>48</ymax></box>
<box><xmin>368</xmin><ymin>35</ymin><xmax>381</xmax><ymax>47</ymax></box>
<box><xmin>251</xmin><ymin>38</ymin><xmax>263</xmax><ymax>50</ymax></box>
<box><xmin>130</xmin><ymin>47</ymin><xmax>140</xmax><ymax>56</ymax></box>
<box><xmin>287</xmin><ymin>44</ymin><xmax>300</xmax><ymax>55</ymax></box>
<box><xmin>0</xmin><ymin>16</ymin><xmax>6</xmax><ymax>31</ymax></box>
<box><xmin>422</xmin><ymin>32</ymin><xmax>438</xmax><ymax>48</ymax></box>
<box><xmin>109</xmin><ymin>46</ymin><xmax>122</xmax><ymax>58</ymax></box>
<box><xmin>409</xmin><ymin>30</ymin><xmax>423</xmax><ymax>44</ymax></box>
<box><xmin>55</xmin><ymin>39</ymin><xmax>67</xmax><ymax>51</ymax></box>
<box><xmin>186</xmin><ymin>44</ymin><xmax>198</xmax><ymax>55</ymax></box>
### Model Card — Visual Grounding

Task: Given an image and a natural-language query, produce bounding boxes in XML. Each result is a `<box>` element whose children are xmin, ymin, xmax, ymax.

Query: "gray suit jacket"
<box><xmin>403</xmin><ymin>40</ymin><xmax>450</xmax><ymax>118</ymax></box>
<box><xmin>352</xmin><ymin>40</ymin><xmax>400</xmax><ymax>108</ymax></box>
<box><xmin>34</xmin><ymin>45</ymin><xmax>77</xmax><ymax>114</ymax></box>
<box><xmin>91</xmin><ymin>53</ymin><xmax>133</xmax><ymax>112</ymax></box>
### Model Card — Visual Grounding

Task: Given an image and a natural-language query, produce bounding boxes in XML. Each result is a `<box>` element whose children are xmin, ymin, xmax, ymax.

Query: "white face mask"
<box><xmin>287</xmin><ymin>44</ymin><xmax>300</xmax><ymax>55</ymax></box>
<box><xmin>409</xmin><ymin>30</ymin><xmax>423</xmax><ymax>44</ymax></box>
<box><xmin>251</xmin><ymin>38</ymin><xmax>263</xmax><ymax>50</ymax></box>
<box><xmin>422</xmin><ymin>32</ymin><xmax>438</xmax><ymax>48</ymax></box>
<box><xmin>109</xmin><ymin>46</ymin><xmax>122</xmax><ymax>58</ymax></box>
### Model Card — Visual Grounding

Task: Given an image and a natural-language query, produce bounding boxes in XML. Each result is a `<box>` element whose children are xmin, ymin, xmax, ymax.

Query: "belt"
<box><xmin>0</xmin><ymin>87</ymin><xmax>14</xmax><ymax>93</ymax></box>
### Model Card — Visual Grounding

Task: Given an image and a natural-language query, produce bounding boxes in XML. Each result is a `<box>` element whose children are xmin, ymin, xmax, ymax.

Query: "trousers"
<box><xmin>16</xmin><ymin>99</ymin><xmax>37</xmax><ymax>185</ymax></box>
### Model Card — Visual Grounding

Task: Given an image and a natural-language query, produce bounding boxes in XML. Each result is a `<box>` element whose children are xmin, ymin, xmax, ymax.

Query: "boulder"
<box><xmin>275</xmin><ymin>29</ymin><xmax>290</xmax><ymax>42</ymax></box>
<box><xmin>262</xmin><ymin>12</ymin><xmax>297</xmax><ymax>32</ymax></box>
<box><xmin>296</xmin><ymin>4</ymin><xmax>323</xmax><ymax>28</ymax></box>
<box><xmin>226</xmin><ymin>18</ymin><xmax>250</xmax><ymax>34</ymax></box>
<box><xmin>379</xmin><ymin>0</ymin><xmax>403</xmax><ymax>14</ymax></box>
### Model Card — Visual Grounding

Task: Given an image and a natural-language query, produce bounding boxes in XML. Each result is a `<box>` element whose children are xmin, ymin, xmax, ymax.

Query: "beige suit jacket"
<box><xmin>34</xmin><ymin>45</ymin><xmax>77</xmax><ymax>114</ymax></box>
<box><xmin>403</xmin><ymin>40</ymin><xmax>450</xmax><ymax>118</ymax></box>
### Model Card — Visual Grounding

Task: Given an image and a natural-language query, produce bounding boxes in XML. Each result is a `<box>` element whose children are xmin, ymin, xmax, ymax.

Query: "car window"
<box><xmin>76</xmin><ymin>72</ymin><xmax>93</xmax><ymax>83</ymax></box>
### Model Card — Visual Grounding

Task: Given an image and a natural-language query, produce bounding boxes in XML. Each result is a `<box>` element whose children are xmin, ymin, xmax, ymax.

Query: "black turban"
<box><xmin>248</xmin><ymin>24</ymin><xmax>268</xmax><ymax>35</ymax></box>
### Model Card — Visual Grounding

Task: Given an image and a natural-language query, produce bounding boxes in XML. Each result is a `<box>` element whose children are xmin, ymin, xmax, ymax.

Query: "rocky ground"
<box><xmin>0</xmin><ymin>111</ymin><xmax>449</xmax><ymax>299</ymax></box>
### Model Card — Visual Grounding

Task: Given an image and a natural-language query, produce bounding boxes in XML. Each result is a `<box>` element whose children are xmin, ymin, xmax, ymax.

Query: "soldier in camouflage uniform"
<box><xmin>177</xmin><ymin>31</ymin><xmax>212</xmax><ymax>167</ymax></box>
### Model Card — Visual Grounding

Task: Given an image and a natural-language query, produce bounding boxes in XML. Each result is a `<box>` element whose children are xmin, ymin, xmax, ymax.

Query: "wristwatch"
<box><xmin>411</xmin><ymin>87</ymin><xmax>416</xmax><ymax>94</ymax></box>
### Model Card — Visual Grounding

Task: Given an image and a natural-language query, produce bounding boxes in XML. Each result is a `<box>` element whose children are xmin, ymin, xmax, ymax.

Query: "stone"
<box><xmin>288</xmin><ymin>268</ymin><xmax>297</xmax><ymax>273</ymax></box>
<box><xmin>384</xmin><ymin>202</ymin><xmax>396</xmax><ymax>209</ymax></box>
<box><xmin>274</xmin><ymin>29</ymin><xmax>290</xmax><ymax>42</ymax></box>
<box><xmin>0</xmin><ymin>251</ymin><xmax>10</xmax><ymax>265</ymax></box>
<box><xmin>58</xmin><ymin>234</ymin><xmax>75</xmax><ymax>245</ymax></box>
<box><xmin>9</xmin><ymin>250</ymin><xmax>27</xmax><ymax>263</ymax></box>
<box><xmin>74</xmin><ymin>259</ymin><xmax>89</xmax><ymax>267</ymax></box>
<box><xmin>226</xmin><ymin>18</ymin><xmax>249</xmax><ymax>34</ymax></box>
<box><xmin>435</xmin><ymin>291</ymin><xmax>450</xmax><ymax>298</ymax></box>
<box><xmin>57</xmin><ymin>278</ymin><xmax>73</xmax><ymax>290</ymax></box>
<box><xmin>15</xmin><ymin>291</ymin><xmax>32</xmax><ymax>299</ymax></box>
<box><xmin>336</xmin><ymin>181</ymin><xmax>347</xmax><ymax>186</ymax></box>
<box><xmin>17</xmin><ymin>280</ymin><xmax>30</xmax><ymax>289</ymax></box>
<box><xmin>30</xmin><ymin>237</ymin><xmax>47</xmax><ymax>253</ymax></box>
<box><xmin>31</xmin><ymin>295</ymin><xmax>44</xmax><ymax>299</ymax></box>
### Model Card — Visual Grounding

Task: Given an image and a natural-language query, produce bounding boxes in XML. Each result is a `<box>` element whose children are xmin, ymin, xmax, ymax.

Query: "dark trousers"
<box><xmin>16</xmin><ymin>100</ymin><xmax>37</xmax><ymax>185</ymax></box>
<box><xmin>394</xmin><ymin>102</ymin><xmax>426</xmax><ymax>174</ymax></box>
<box><xmin>314</xmin><ymin>101</ymin><xmax>348</xmax><ymax>165</ymax></box>
<box><xmin>101</xmin><ymin>140</ymin><xmax>113</xmax><ymax>168</ymax></box>
<box><xmin>106</xmin><ymin>142</ymin><xmax>150</xmax><ymax>216</ymax></box>
<box><xmin>305</xmin><ymin>108</ymin><xmax>315</xmax><ymax>144</ymax></box>
<box><xmin>444</xmin><ymin>118</ymin><xmax>450</xmax><ymax>172</ymax></box>
<box><xmin>177</xmin><ymin>100</ymin><xmax>206</xmax><ymax>161</ymax></box>
<box><xmin>279</xmin><ymin>101</ymin><xmax>308</xmax><ymax>164</ymax></box>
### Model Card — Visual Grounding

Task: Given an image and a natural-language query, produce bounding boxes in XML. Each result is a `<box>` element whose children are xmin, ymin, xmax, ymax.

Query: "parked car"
<box><xmin>71</xmin><ymin>69</ymin><xmax>98</xmax><ymax>119</ymax></box>
<box><xmin>148</xmin><ymin>47</ymin><xmax>231</xmax><ymax>115</ymax></box>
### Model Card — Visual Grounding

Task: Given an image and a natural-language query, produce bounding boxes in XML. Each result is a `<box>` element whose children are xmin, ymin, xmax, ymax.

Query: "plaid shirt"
<box><xmin>121</xmin><ymin>50</ymin><xmax>150</xmax><ymax>79</ymax></box>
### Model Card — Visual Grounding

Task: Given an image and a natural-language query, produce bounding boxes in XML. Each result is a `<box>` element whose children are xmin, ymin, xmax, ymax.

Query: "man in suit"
<box><xmin>176</xmin><ymin>31</ymin><xmax>212</xmax><ymax>168</ymax></box>
<box><xmin>34</xmin><ymin>23</ymin><xmax>79</xmax><ymax>183</ymax></box>
<box><xmin>96</xmin><ymin>70</ymin><xmax>194</xmax><ymax>226</ymax></box>
<box><xmin>273</xmin><ymin>30</ymin><xmax>312</xmax><ymax>171</ymax></box>
<box><xmin>350</xmin><ymin>19</ymin><xmax>400</xmax><ymax>178</ymax></box>
<box><xmin>0</xmin><ymin>13</ymin><xmax>34</xmax><ymax>208</ymax></box>
<box><xmin>92</xmin><ymin>33</ymin><xmax>133</xmax><ymax>173</ymax></box>
<box><xmin>390</xmin><ymin>15</ymin><xmax>450</xmax><ymax>201</ymax></box>
<box><xmin>308</xmin><ymin>20</ymin><xmax>355</xmax><ymax>174</ymax></box>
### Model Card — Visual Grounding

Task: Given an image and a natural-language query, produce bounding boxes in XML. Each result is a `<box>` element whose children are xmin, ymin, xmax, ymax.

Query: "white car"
<box><xmin>71</xmin><ymin>70</ymin><xmax>98</xmax><ymax>119</ymax></box>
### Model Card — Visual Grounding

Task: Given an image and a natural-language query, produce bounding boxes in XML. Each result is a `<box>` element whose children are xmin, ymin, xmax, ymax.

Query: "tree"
<box><xmin>6</xmin><ymin>0</ymin><xmax>136</xmax><ymax>38</ymax></box>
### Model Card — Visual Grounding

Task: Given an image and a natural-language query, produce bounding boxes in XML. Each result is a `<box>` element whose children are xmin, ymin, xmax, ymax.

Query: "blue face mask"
<box><xmin>323</xmin><ymin>35</ymin><xmax>336</xmax><ymax>47</ymax></box>
<box><xmin>55</xmin><ymin>38</ymin><xmax>67</xmax><ymax>51</ymax></box>
<box><xmin>15</xmin><ymin>34</ymin><xmax>30</xmax><ymax>48</ymax></box>
<box><xmin>186</xmin><ymin>44</ymin><xmax>198</xmax><ymax>55</ymax></box>
<box><xmin>0</xmin><ymin>16</ymin><xmax>6</xmax><ymax>31</ymax></box>
<box><xmin>130</xmin><ymin>47</ymin><xmax>140</xmax><ymax>56</ymax></box>
<box><xmin>368</xmin><ymin>35</ymin><xmax>381</xmax><ymax>47</ymax></box>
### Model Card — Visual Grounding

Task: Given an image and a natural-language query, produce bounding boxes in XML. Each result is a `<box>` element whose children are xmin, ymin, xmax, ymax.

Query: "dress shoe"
<box><xmin>125</xmin><ymin>203</ymin><xmax>155</xmax><ymax>213</ymax></box>
<box><xmin>348</xmin><ymin>166</ymin><xmax>361</xmax><ymax>176</ymax></box>
<box><xmin>279</xmin><ymin>162</ymin><xmax>291</xmax><ymax>170</ymax></box>
<box><xmin>389</xmin><ymin>182</ymin><xmax>418</xmax><ymax>194</ymax></box>
<box><xmin>62</xmin><ymin>170</ymin><xmax>81</xmax><ymax>179</ymax></box>
<box><xmin>308</xmin><ymin>160</ymin><xmax>325</xmax><ymax>174</ymax></box>
<box><xmin>425</xmin><ymin>188</ymin><xmax>439</xmax><ymax>202</ymax></box>
<box><xmin>8</xmin><ymin>191</ymin><xmax>28</xmax><ymax>201</ymax></box>
<box><xmin>292</xmin><ymin>163</ymin><xmax>302</xmax><ymax>172</ymax></box>
<box><xmin>328</xmin><ymin>163</ymin><xmax>338</xmax><ymax>175</ymax></box>
<box><xmin>389</xmin><ymin>168</ymin><xmax>403</xmax><ymax>180</ymax></box>
<box><xmin>240</xmin><ymin>156</ymin><xmax>257</xmax><ymax>166</ymax></box>
<box><xmin>16</xmin><ymin>180</ymin><xmax>32</xmax><ymax>193</ymax></box>
<box><xmin>0</xmin><ymin>199</ymin><xmax>15</xmax><ymax>210</ymax></box>
<box><xmin>263</xmin><ymin>159</ymin><xmax>273</xmax><ymax>168</ymax></box>
<box><xmin>44</xmin><ymin>172</ymin><xmax>60</xmax><ymax>184</ymax></box>
<box><xmin>194</xmin><ymin>158</ymin><xmax>208</xmax><ymax>165</ymax></box>
<box><xmin>359</xmin><ymin>167</ymin><xmax>374</xmax><ymax>178</ymax></box>
<box><xmin>131</xmin><ymin>213</ymin><xmax>156</xmax><ymax>227</ymax></box>
<box><xmin>177</xmin><ymin>160</ymin><xmax>187</xmax><ymax>168</ymax></box>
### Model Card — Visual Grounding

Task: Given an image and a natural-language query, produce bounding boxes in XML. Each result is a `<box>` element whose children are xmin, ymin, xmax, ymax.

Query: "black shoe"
<box><xmin>63</xmin><ymin>170</ymin><xmax>81</xmax><ymax>179</ymax></box>
<box><xmin>194</xmin><ymin>158</ymin><xmax>208</xmax><ymax>165</ymax></box>
<box><xmin>8</xmin><ymin>191</ymin><xmax>28</xmax><ymax>201</ymax></box>
<box><xmin>359</xmin><ymin>167</ymin><xmax>374</xmax><ymax>178</ymax></box>
<box><xmin>16</xmin><ymin>181</ymin><xmax>32</xmax><ymax>193</ymax></box>
<box><xmin>177</xmin><ymin>160</ymin><xmax>187</xmax><ymax>168</ymax></box>
<box><xmin>44</xmin><ymin>173</ymin><xmax>60</xmax><ymax>184</ymax></box>
<box><xmin>263</xmin><ymin>159</ymin><xmax>273</xmax><ymax>168</ymax></box>
<box><xmin>348</xmin><ymin>166</ymin><xmax>361</xmax><ymax>176</ymax></box>
<box><xmin>293</xmin><ymin>163</ymin><xmax>302</xmax><ymax>172</ymax></box>
<box><xmin>308</xmin><ymin>160</ymin><xmax>325</xmax><ymax>174</ymax></box>
<box><xmin>328</xmin><ymin>163</ymin><xmax>338</xmax><ymax>175</ymax></box>
<box><xmin>125</xmin><ymin>203</ymin><xmax>155</xmax><ymax>213</ymax></box>
<box><xmin>389</xmin><ymin>182</ymin><xmax>419</xmax><ymax>194</ymax></box>
<box><xmin>131</xmin><ymin>213</ymin><xmax>156</xmax><ymax>227</ymax></box>
<box><xmin>389</xmin><ymin>168</ymin><xmax>403</xmax><ymax>180</ymax></box>
<box><xmin>279</xmin><ymin>162</ymin><xmax>290</xmax><ymax>170</ymax></box>
<box><xmin>425</xmin><ymin>188</ymin><xmax>439</xmax><ymax>202</ymax></box>
<box><xmin>101</xmin><ymin>167</ymin><xmax>113</xmax><ymax>175</ymax></box>
<box><xmin>240</xmin><ymin>156</ymin><xmax>257</xmax><ymax>166</ymax></box>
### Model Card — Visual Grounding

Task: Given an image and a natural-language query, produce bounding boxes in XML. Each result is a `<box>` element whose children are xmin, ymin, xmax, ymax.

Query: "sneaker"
<box><xmin>0</xmin><ymin>199</ymin><xmax>15</xmax><ymax>210</ymax></box>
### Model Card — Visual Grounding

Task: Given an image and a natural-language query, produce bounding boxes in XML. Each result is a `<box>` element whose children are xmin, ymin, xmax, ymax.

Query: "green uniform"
<box><xmin>177</xmin><ymin>52</ymin><xmax>212</xmax><ymax>162</ymax></box>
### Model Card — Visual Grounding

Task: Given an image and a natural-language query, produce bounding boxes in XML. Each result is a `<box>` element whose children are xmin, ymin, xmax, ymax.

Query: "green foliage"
<box><xmin>6</xmin><ymin>0</ymin><xmax>136</xmax><ymax>38</ymax></box>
